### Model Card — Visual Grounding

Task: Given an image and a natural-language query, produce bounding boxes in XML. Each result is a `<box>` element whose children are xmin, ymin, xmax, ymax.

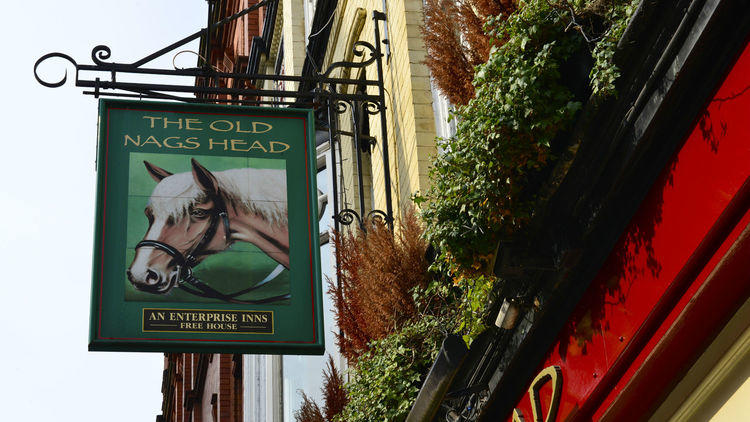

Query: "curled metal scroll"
<box><xmin>334</xmin><ymin>209</ymin><xmax>392</xmax><ymax>231</ymax></box>
<box><xmin>34</xmin><ymin>52</ymin><xmax>78</xmax><ymax>88</ymax></box>
<box><xmin>333</xmin><ymin>99</ymin><xmax>352</xmax><ymax>115</ymax></box>
<box><xmin>322</xmin><ymin>41</ymin><xmax>379</xmax><ymax>78</ymax></box>
<box><xmin>91</xmin><ymin>45</ymin><xmax>112</xmax><ymax>65</ymax></box>
<box><xmin>362</xmin><ymin>100</ymin><xmax>383</xmax><ymax>115</ymax></box>
<box><xmin>334</xmin><ymin>209</ymin><xmax>362</xmax><ymax>227</ymax></box>
<box><xmin>366</xmin><ymin>210</ymin><xmax>392</xmax><ymax>225</ymax></box>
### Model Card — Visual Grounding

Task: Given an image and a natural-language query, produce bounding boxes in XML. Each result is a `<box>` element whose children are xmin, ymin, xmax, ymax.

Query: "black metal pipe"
<box><xmin>406</xmin><ymin>335</ymin><xmax>469</xmax><ymax>422</ymax></box>
<box><xmin>372</xmin><ymin>11</ymin><xmax>394</xmax><ymax>228</ymax></box>
<box><xmin>351</xmin><ymin>101</ymin><xmax>367</xmax><ymax>223</ymax></box>
<box><xmin>204</xmin><ymin>0</ymin><xmax>214</xmax><ymax>71</ymax></box>
<box><xmin>76</xmin><ymin>62</ymin><xmax>381</xmax><ymax>86</ymax></box>
<box><xmin>77</xmin><ymin>78</ymin><xmax>381</xmax><ymax>101</ymax></box>
<box><xmin>327</xmin><ymin>97</ymin><xmax>341</xmax><ymax>235</ymax></box>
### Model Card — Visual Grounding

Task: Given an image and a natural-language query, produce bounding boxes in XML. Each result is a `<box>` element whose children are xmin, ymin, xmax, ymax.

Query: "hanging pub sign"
<box><xmin>89</xmin><ymin>99</ymin><xmax>324</xmax><ymax>354</ymax></box>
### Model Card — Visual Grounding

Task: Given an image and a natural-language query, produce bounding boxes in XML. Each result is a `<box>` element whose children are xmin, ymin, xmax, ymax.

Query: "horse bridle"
<box><xmin>134</xmin><ymin>190</ymin><xmax>290</xmax><ymax>304</ymax></box>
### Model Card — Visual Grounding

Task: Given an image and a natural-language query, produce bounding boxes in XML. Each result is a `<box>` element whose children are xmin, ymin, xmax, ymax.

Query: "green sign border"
<box><xmin>89</xmin><ymin>99</ymin><xmax>324</xmax><ymax>354</ymax></box>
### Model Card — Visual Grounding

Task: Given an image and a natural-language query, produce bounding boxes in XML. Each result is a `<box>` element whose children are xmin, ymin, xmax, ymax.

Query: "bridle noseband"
<box><xmin>134</xmin><ymin>190</ymin><xmax>290</xmax><ymax>304</ymax></box>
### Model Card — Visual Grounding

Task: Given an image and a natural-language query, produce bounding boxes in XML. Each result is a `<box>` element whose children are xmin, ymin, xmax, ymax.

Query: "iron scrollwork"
<box><xmin>362</xmin><ymin>100</ymin><xmax>383</xmax><ymax>115</ymax></box>
<box><xmin>333</xmin><ymin>209</ymin><xmax>393</xmax><ymax>231</ymax></box>
<box><xmin>332</xmin><ymin>99</ymin><xmax>352</xmax><ymax>115</ymax></box>
<box><xmin>321</xmin><ymin>41</ymin><xmax>380</xmax><ymax>78</ymax></box>
<box><xmin>366</xmin><ymin>210</ymin><xmax>392</xmax><ymax>225</ymax></box>
<box><xmin>90</xmin><ymin>45</ymin><xmax>113</xmax><ymax>65</ymax></box>
<box><xmin>34</xmin><ymin>52</ymin><xmax>78</xmax><ymax>88</ymax></box>
<box><xmin>333</xmin><ymin>209</ymin><xmax>361</xmax><ymax>227</ymax></box>
<box><xmin>319</xmin><ymin>13</ymin><xmax>394</xmax><ymax>232</ymax></box>
<box><xmin>33</xmin><ymin>0</ymin><xmax>374</xmax><ymax>104</ymax></box>
<box><xmin>34</xmin><ymin>5</ymin><xmax>395</xmax><ymax>230</ymax></box>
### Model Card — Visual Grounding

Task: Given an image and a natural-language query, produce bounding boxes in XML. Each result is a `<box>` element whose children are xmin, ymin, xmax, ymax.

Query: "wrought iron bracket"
<box><xmin>34</xmin><ymin>0</ymin><xmax>379</xmax><ymax>106</ymax></box>
<box><xmin>34</xmin><ymin>4</ymin><xmax>395</xmax><ymax>230</ymax></box>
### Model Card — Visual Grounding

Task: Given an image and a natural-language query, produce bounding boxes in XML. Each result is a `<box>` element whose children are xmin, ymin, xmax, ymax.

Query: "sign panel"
<box><xmin>89</xmin><ymin>99</ymin><xmax>324</xmax><ymax>354</ymax></box>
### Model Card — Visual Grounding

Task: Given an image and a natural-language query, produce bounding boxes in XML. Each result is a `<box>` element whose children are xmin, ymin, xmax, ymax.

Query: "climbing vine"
<box><xmin>589</xmin><ymin>0</ymin><xmax>640</xmax><ymax>96</ymax></box>
<box><xmin>417</xmin><ymin>0</ymin><xmax>638</xmax><ymax>283</ymax></box>
<box><xmin>335</xmin><ymin>315</ymin><xmax>452</xmax><ymax>422</ymax></box>
<box><xmin>417</xmin><ymin>0</ymin><xmax>585</xmax><ymax>277</ymax></box>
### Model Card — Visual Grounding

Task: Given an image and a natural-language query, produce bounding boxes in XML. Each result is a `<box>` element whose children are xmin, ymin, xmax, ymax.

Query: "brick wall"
<box><xmin>159</xmin><ymin>353</ymin><xmax>242</xmax><ymax>422</ymax></box>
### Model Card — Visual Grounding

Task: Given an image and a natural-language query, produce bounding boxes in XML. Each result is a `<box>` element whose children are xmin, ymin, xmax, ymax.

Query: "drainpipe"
<box><xmin>406</xmin><ymin>334</ymin><xmax>469</xmax><ymax>422</ymax></box>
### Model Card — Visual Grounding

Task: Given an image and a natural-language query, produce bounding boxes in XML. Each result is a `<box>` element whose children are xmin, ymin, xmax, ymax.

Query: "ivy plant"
<box><xmin>416</xmin><ymin>0</ymin><xmax>586</xmax><ymax>279</ymax></box>
<box><xmin>590</xmin><ymin>0</ymin><xmax>641</xmax><ymax>96</ymax></box>
<box><xmin>335</xmin><ymin>315</ymin><xmax>452</xmax><ymax>422</ymax></box>
<box><xmin>414</xmin><ymin>0</ymin><xmax>639</xmax><ymax>348</ymax></box>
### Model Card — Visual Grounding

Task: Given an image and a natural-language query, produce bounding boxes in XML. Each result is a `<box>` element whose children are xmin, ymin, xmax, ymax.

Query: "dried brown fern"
<box><xmin>473</xmin><ymin>0</ymin><xmax>515</xmax><ymax>17</ymax></box>
<box><xmin>322</xmin><ymin>356</ymin><xmax>348</xmax><ymax>420</ymax></box>
<box><xmin>294</xmin><ymin>356</ymin><xmax>348</xmax><ymax>422</ymax></box>
<box><xmin>328</xmin><ymin>230</ymin><xmax>371</xmax><ymax>360</ymax></box>
<box><xmin>328</xmin><ymin>208</ymin><xmax>430</xmax><ymax>362</ymax></box>
<box><xmin>422</xmin><ymin>0</ymin><xmax>475</xmax><ymax>105</ymax></box>
<box><xmin>294</xmin><ymin>393</ymin><xmax>324</xmax><ymax>422</ymax></box>
<box><xmin>422</xmin><ymin>0</ymin><xmax>517</xmax><ymax>105</ymax></box>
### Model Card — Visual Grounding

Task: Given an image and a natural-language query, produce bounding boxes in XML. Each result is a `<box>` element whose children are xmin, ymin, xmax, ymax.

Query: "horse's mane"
<box><xmin>148</xmin><ymin>167</ymin><xmax>288</xmax><ymax>225</ymax></box>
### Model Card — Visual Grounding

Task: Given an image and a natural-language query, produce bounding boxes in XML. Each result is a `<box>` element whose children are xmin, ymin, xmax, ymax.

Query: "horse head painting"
<box><xmin>126</xmin><ymin>158</ymin><xmax>322</xmax><ymax>301</ymax></box>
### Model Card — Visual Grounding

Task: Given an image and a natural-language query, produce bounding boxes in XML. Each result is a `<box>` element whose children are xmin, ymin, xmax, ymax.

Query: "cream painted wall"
<box><xmin>282</xmin><ymin>0</ymin><xmax>307</xmax><ymax>90</ymax></box>
<box><xmin>321</xmin><ymin>0</ymin><xmax>439</xmax><ymax>221</ymax></box>
<box><xmin>710</xmin><ymin>373</ymin><xmax>750</xmax><ymax>421</ymax></box>
<box><xmin>650</xmin><ymin>297</ymin><xmax>750</xmax><ymax>422</ymax></box>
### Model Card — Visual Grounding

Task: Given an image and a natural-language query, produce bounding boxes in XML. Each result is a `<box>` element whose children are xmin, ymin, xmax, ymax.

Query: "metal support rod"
<box><xmin>81</xmin><ymin>90</ymin><xmax>306</xmax><ymax>107</ymax></box>
<box><xmin>74</xmin><ymin>63</ymin><xmax>382</xmax><ymax>85</ymax></box>
<box><xmin>327</xmin><ymin>98</ymin><xmax>341</xmax><ymax>235</ymax></box>
<box><xmin>350</xmin><ymin>101</ymin><xmax>367</xmax><ymax>223</ymax></box>
<box><xmin>204</xmin><ymin>0</ymin><xmax>214</xmax><ymax>72</ymax></box>
<box><xmin>133</xmin><ymin>0</ymin><xmax>272</xmax><ymax>68</ymax></box>
<box><xmin>334</xmin><ymin>130</ymin><xmax>376</xmax><ymax>142</ymax></box>
<box><xmin>77</xmin><ymin>78</ymin><xmax>380</xmax><ymax>100</ymax></box>
<box><xmin>373</xmin><ymin>11</ymin><xmax>394</xmax><ymax>228</ymax></box>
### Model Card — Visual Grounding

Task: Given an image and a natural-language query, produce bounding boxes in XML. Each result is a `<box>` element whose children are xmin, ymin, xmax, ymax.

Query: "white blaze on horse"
<box><xmin>127</xmin><ymin>158</ymin><xmax>322</xmax><ymax>297</ymax></box>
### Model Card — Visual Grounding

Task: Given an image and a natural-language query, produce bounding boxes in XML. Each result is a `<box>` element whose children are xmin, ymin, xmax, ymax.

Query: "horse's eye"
<box><xmin>191</xmin><ymin>208</ymin><xmax>209</xmax><ymax>218</ymax></box>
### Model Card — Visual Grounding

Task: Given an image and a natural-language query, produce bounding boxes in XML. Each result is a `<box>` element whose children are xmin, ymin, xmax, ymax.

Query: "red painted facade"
<box><xmin>508</xmin><ymin>39</ymin><xmax>750</xmax><ymax>422</ymax></box>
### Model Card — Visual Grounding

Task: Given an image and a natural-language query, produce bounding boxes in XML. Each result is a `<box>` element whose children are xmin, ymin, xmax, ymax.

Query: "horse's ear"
<box><xmin>144</xmin><ymin>161</ymin><xmax>173</xmax><ymax>182</ymax></box>
<box><xmin>191</xmin><ymin>158</ymin><xmax>219</xmax><ymax>195</ymax></box>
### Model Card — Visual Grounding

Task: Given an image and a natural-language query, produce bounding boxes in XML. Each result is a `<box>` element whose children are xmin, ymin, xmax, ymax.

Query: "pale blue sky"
<box><xmin>2</xmin><ymin>2</ymin><xmax>208</xmax><ymax>420</ymax></box>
